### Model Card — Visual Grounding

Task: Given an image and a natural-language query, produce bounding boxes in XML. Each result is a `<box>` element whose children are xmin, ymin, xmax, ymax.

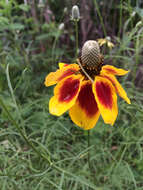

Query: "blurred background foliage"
<box><xmin>0</xmin><ymin>0</ymin><xmax>143</xmax><ymax>189</ymax></box>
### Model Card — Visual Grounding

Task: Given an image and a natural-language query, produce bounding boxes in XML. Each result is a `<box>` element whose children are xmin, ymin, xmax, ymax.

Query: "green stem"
<box><xmin>133</xmin><ymin>28</ymin><xmax>143</xmax><ymax>84</ymax></box>
<box><xmin>77</xmin><ymin>59</ymin><xmax>94</xmax><ymax>83</ymax></box>
<box><xmin>0</xmin><ymin>97</ymin><xmax>81</xmax><ymax>174</ymax></box>
<box><xmin>88</xmin><ymin>130</ymin><xmax>91</xmax><ymax>169</ymax></box>
<box><xmin>94</xmin><ymin>0</ymin><xmax>107</xmax><ymax>37</ymax></box>
<box><xmin>0</xmin><ymin>96</ymin><xmax>52</xmax><ymax>165</ymax></box>
<box><xmin>52</xmin><ymin>11</ymin><xmax>65</xmax><ymax>64</ymax></box>
<box><xmin>75</xmin><ymin>20</ymin><xmax>79</xmax><ymax>58</ymax></box>
<box><xmin>118</xmin><ymin>0</ymin><xmax>123</xmax><ymax>37</ymax></box>
<box><xmin>0</xmin><ymin>97</ymin><xmax>75</xmax><ymax>175</ymax></box>
<box><xmin>0</xmin><ymin>97</ymin><xmax>98</xmax><ymax>188</ymax></box>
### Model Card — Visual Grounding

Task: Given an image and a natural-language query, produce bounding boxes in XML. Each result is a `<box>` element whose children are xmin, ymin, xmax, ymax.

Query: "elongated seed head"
<box><xmin>81</xmin><ymin>40</ymin><xmax>101</xmax><ymax>70</ymax></box>
<box><xmin>72</xmin><ymin>5</ymin><xmax>80</xmax><ymax>20</ymax></box>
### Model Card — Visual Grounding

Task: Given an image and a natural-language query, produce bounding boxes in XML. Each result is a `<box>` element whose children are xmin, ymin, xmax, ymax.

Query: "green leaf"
<box><xmin>135</xmin><ymin>7</ymin><xmax>143</xmax><ymax>18</ymax></box>
<box><xmin>19</xmin><ymin>4</ymin><xmax>30</xmax><ymax>12</ymax></box>
<box><xmin>8</xmin><ymin>23</ymin><xmax>25</xmax><ymax>30</ymax></box>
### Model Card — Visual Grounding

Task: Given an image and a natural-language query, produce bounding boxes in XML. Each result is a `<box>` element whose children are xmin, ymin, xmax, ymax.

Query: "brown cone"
<box><xmin>81</xmin><ymin>40</ymin><xmax>101</xmax><ymax>70</ymax></box>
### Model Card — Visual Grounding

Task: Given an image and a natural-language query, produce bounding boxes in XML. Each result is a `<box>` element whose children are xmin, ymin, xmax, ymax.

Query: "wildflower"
<box><xmin>45</xmin><ymin>40</ymin><xmax>130</xmax><ymax>130</ymax></box>
<box><xmin>71</xmin><ymin>5</ymin><xmax>80</xmax><ymax>21</ymax></box>
<box><xmin>97</xmin><ymin>36</ymin><xmax>114</xmax><ymax>49</ymax></box>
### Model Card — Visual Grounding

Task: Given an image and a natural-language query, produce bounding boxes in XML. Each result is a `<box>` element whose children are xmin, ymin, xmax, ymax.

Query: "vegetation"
<box><xmin>0</xmin><ymin>0</ymin><xmax>143</xmax><ymax>189</ymax></box>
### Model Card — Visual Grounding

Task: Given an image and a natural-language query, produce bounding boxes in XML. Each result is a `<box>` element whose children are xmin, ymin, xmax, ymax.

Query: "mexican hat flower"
<box><xmin>97</xmin><ymin>37</ymin><xmax>114</xmax><ymax>49</ymax></box>
<box><xmin>45</xmin><ymin>40</ymin><xmax>131</xmax><ymax>130</ymax></box>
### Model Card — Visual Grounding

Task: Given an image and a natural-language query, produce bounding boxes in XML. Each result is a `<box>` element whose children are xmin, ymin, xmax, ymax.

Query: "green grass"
<box><xmin>0</xmin><ymin>0</ymin><xmax>143</xmax><ymax>189</ymax></box>
<box><xmin>0</xmin><ymin>90</ymin><xmax>143</xmax><ymax>190</ymax></box>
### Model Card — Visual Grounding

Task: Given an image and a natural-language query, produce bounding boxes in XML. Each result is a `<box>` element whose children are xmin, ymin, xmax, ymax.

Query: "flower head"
<box><xmin>45</xmin><ymin>40</ymin><xmax>130</xmax><ymax>130</ymax></box>
<box><xmin>71</xmin><ymin>5</ymin><xmax>80</xmax><ymax>21</ymax></box>
<box><xmin>97</xmin><ymin>37</ymin><xmax>114</xmax><ymax>49</ymax></box>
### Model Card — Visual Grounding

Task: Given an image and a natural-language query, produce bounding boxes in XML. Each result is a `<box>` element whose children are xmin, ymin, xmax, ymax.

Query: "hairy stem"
<box><xmin>75</xmin><ymin>20</ymin><xmax>79</xmax><ymax>58</ymax></box>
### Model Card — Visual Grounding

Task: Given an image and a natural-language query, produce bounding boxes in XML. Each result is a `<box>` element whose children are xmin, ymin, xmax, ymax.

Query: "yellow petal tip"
<box><xmin>127</xmin><ymin>99</ymin><xmax>131</xmax><ymax>104</ymax></box>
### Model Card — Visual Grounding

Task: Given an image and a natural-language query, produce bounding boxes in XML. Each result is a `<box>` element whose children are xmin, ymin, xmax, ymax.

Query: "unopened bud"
<box><xmin>58</xmin><ymin>23</ymin><xmax>64</xmax><ymax>30</ymax></box>
<box><xmin>106</xmin><ymin>36</ymin><xmax>111</xmax><ymax>41</ymax></box>
<box><xmin>71</xmin><ymin>5</ymin><xmax>80</xmax><ymax>20</ymax></box>
<box><xmin>64</xmin><ymin>7</ymin><xmax>68</xmax><ymax>14</ymax></box>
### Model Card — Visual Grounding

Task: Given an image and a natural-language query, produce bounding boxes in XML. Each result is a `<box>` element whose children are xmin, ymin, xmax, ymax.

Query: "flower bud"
<box><xmin>106</xmin><ymin>36</ymin><xmax>111</xmax><ymax>41</ymax></box>
<box><xmin>64</xmin><ymin>7</ymin><xmax>68</xmax><ymax>14</ymax></box>
<box><xmin>71</xmin><ymin>5</ymin><xmax>80</xmax><ymax>20</ymax></box>
<box><xmin>58</xmin><ymin>23</ymin><xmax>64</xmax><ymax>30</ymax></box>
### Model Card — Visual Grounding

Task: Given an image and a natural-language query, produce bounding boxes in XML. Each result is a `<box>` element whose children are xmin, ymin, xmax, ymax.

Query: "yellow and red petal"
<box><xmin>49</xmin><ymin>74</ymin><xmax>83</xmax><ymax>116</ymax></box>
<box><xmin>102</xmin><ymin>74</ymin><xmax>131</xmax><ymax>104</ymax></box>
<box><xmin>97</xmin><ymin>39</ymin><xmax>106</xmax><ymax>46</ymax></box>
<box><xmin>107</xmin><ymin>41</ymin><xmax>114</xmax><ymax>48</ymax></box>
<box><xmin>101</xmin><ymin>65</ymin><xmax>129</xmax><ymax>76</ymax></box>
<box><xmin>69</xmin><ymin>81</ymin><xmax>100</xmax><ymax>130</ymax></box>
<box><xmin>58</xmin><ymin>62</ymin><xmax>68</xmax><ymax>69</ymax></box>
<box><xmin>93</xmin><ymin>76</ymin><xmax>118</xmax><ymax>125</ymax></box>
<box><xmin>44</xmin><ymin>64</ymin><xmax>80</xmax><ymax>87</ymax></box>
